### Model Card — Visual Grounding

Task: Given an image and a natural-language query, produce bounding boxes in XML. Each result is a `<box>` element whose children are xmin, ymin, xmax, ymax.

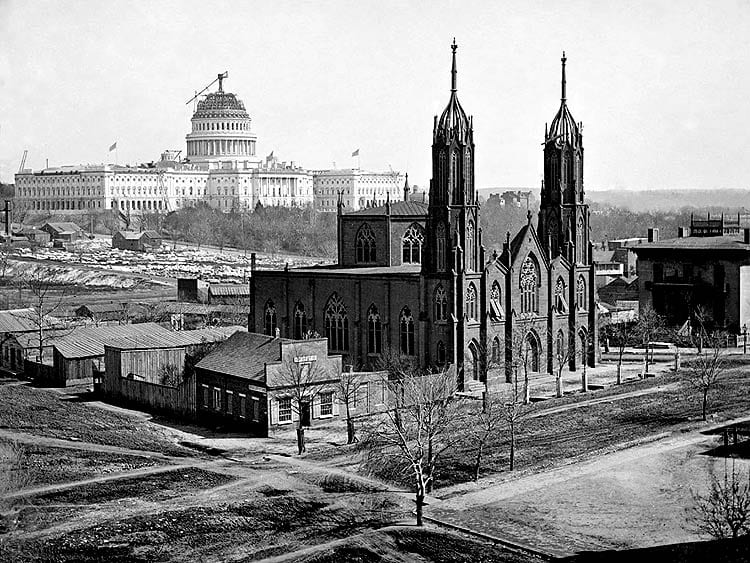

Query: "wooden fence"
<box><xmin>107</xmin><ymin>375</ymin><xmax>196</xmax><ymax>419</ymax></box>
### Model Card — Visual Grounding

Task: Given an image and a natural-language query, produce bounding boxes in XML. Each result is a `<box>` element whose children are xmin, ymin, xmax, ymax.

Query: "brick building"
<box><xmin>250</xmin><ymin>45</ymin><xmax>597</xmax><ymax>391</ymax></box>
<box><xmin>633</xmin><ymin>223</ymin><xmax>750</xmax><ymax>331</ymax></box>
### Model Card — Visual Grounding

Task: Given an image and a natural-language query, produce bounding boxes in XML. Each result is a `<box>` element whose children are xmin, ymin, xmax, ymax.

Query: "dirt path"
<box><xmin>0</xmin><ymin>428</ymin><xmax>192</xmax><ymax>462</ymax></box>
<box><xmin>526</xmin><ymin>381</ymin><xmax>681</xmax><ymax>419</ymax></box>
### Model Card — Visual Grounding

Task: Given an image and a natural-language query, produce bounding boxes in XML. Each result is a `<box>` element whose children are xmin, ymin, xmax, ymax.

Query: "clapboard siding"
<box><xmin>103</xmin><ymin>346</ymin><xmax>196</xmax><ymax>418</ymax></box>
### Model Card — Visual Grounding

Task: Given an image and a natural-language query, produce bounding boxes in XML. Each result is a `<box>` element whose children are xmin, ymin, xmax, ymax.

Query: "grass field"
<box><xmin>0</xmin><ymin>383</ymin><xmax>194</xmax><ymax>457</ymax></box>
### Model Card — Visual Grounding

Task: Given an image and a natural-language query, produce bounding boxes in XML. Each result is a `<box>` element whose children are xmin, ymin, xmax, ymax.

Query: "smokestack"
<box><xmin>647</xmin><ymin>228</ymin><xmax>659</xmax><ymax>243</ymax></box>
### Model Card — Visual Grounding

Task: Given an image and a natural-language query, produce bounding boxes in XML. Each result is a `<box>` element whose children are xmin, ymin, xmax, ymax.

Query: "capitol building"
<box><xmin>14</xmin><ymin>75</ymin><xmax>403</xmax><ymax>216</ymax></box>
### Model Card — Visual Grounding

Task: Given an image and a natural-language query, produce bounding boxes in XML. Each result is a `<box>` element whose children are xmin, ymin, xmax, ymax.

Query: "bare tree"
<box><xmin>359</xmin><ymin>367</ymin><xmax>460</xmax><ymax>526</ymax></box>
<box><xmin>553</xmin><ymin>330</ymin><xmax>573</xmax><ymax>398</ymax></box>
<box><xmin>101</xmin><ymin>210</ymin><xmax>122</xmax><ymax>236</ymax></box>
<box><xmin>466</xmin><ymin>392</ymin><xmax>504</xmax><ymax>481</ymax></box>
<box><xmin>612</xmin><ymin>319</ymin><xmax>636</xmax><ymax>385</ymax></box>
<box><xmin>508</xmin><ymin>320</ymin><xmax>543</xmax><ymax>405</ymax></box>
<box><xmin>0</xmin><ymin>240</ymin><xmax>14</xmax><ymax>286</ymax></box>
<box><xmin>503</xmin><ymin>363</ymin><xmax>528</xmax><ymax>471</ymax></box>
<box><xmin>635</xmin><ymin>305</ymin><xmax>664</xmax><ymax>376</ymax></box>
<box><xmin>274</xmin><ymin>347</ymin><xmax>332</xmax><ymax>455</ymax></box>
<box><xmin>158</xmin><ymin>363</ymin><xmax>183</xmax><ymax>387</ymax></box>
<box><xmin>693</xmin><ymin>459</ymin><xmax>750</xmax><ymax>539</ymax></box>
<box><xmin>337</xmin><ymin>367</ymin><xmax>364</xmax><ymax>444</ymax></box>
<box><xmin>15</xmin><ymin>266</ymin><xmax>68</xmax><ymax>363</ymax></box>
<box><xmin>685</xmin><ymin>316</ymin><xmax>727</xmax><ymax>421</ymax></box>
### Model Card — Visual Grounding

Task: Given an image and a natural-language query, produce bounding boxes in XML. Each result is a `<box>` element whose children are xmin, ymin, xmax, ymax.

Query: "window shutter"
<box><xmin>332</xmin><ymin>391</ymin><xmax>340</xmax><ymax>416</ymax></box>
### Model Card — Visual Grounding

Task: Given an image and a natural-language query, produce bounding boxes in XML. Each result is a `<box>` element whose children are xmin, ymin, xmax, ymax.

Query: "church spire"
<box><xmin>451</xmin><ymin>38</ymin><xmax>458</xmax><ymax>93</ymax></box>
<box><xmin>561</xmin><ymin>51</ymin><xmax>566</xmax><ymax>103</ymax></box>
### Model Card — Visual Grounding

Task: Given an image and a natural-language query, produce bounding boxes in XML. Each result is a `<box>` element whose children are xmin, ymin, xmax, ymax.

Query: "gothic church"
<box><xmin>250</xmin><ymin>43</ymin><xmax>597</xmax><ymax>390</ymax></box>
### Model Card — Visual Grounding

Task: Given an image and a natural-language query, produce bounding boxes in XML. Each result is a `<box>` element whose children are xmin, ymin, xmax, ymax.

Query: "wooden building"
<box><xmin>41</xmin><ymin>222</ymin><xmax>85</xmax><ymax>242</ymax></box>
<box><xmin>112</xmin><ymin>230</ymin><xmax>163</xmax><ymax>252</ymax></box>
<box><xmin>194</xmin><ymin>334</ymin><xmax>343</xmax><ymax>436</ymax></box>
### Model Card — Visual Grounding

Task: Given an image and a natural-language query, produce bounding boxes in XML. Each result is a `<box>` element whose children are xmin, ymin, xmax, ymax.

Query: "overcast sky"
<box><xmin>1</xmin><ymin>0</ymin><xmax>748</xmax><ymax>191</ymax></box>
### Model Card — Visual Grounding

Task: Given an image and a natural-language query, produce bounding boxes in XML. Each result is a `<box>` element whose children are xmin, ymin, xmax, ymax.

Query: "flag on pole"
<box><xmin>109</xmin><ymin>142</ymin><xmax>117</xmax><ymax>152</ymax></box>
<box><xmin>351</xmin><ymin>149</ymin><xmax>359</xmax><ymax>157</ymax></box>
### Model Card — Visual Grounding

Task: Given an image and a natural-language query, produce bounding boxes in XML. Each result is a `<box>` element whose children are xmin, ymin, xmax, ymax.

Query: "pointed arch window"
<box><xmin>576</xmin><ymin>216</ymin><xmax>586</xmax><ymax>264</ymax></box>
<box><xmin>355</xmin><ymin>223</ymin><xmax>376</xmax><ymax>263</ymax></box>
<box><xmin>466</xmin><ymin>283</ymin><xmax>477</xmax><ymax>321</ymax></box>
<box><xmin>548</xmin><ymin>215</ymin><xmax>559</xmax><ymax>257</ymax></box>
<box><xmin>577</xmin><ymin>275</ymin><xmax>587</xmax><ymax>310</ymax></box>
<box><xmin>438</xmin><ymin>151</ymin><xmax>447</xmax><ymax>203</ymax></box>
<box><xmin>520</xmin><ymin>255</ymin><xmax>539</xmax><ymax>314</ymax></box>
<box><xmin>464</xmin><ymin>148</ymin><xmax>472</xmax><ymax>198</ymax></box>
<box><xmin>367</xmin><ymin>304</ymin><xmax>382</xmax><ymax>354</ymax></box>
<box><xmin>489</xmin><ymin>281</ymin><xmax>503</xmax><ymax>321</ymax></box>
<box><xmin>436</xmin><ymin>222</ymin><xmax>446</xmax><ymax>271</ymax></box>
<box><xmin>264</xmin><ymin>300</ymin><xmax>277</xmax><ymax>336</ymax></box>
<box><xmin>434</xmin><ymin>285</ymin><xmax>447</xmax><ymax>322</ymax></box>
<box><xmin>436</xmin><ymin>341</ymin><xmax>446</xmax><ymax>365</ymax></box>
<box><xmin>402</xmin><ymin>223</ymin><xmax>424</xmax><ymax>264</ymax></box>
<box><xmin>466</xmin><ymin>220</ymin><xmax>475</xmax><ymax>272</ymax></box>
<box><xmin>293</xmin><ymin>301</ymin><xmax>307</xmax><ymax>339</ymax></box>
<box><xmin>554</xmin><ymin>277</ymin><xmax>567</xmax><ymax>313</ymax></box>
<box><xmin>450</xmin><ymin>150</ymin><xmax>458</xmax><ymax>198</ymax></box>
<box><xmin>399</xmin><ymin>307</ymin><xmax>415</xmax><ymax>356</ymax></box>
<box><xmin>325</xmin><ymin>294</ymin><xmax>349</xmax><ymax>352</ymax></box>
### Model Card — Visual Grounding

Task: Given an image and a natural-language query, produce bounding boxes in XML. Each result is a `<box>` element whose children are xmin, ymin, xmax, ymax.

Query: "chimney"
<box><xmin>647</xmin><ymin>228</ymin><xmax>659</xmax><ymax>243</ymax></box>
<box><xmin>744</xmin><ymin>228</ymin><xmax>750</xmax><ymax>244</ymax></box>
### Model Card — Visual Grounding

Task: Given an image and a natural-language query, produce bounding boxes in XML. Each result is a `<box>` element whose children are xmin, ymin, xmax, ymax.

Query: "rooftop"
<box><xmin>105</xmin><ymin>325</ymin><xmax>244</xmax><ymax>351</ymax></box>
<box><xmin>257</xmin><ymin>264</ymin><xmax>422</xmax><ymax>277</ymax></box>
<box><xmin>632</xmin><ymin>235</ymin><xmax>750</xmax><ymax>252</ymax></box>
<box><xmin>195</xmin><ymin>332</ymin><xmax>291</xmax><ymax>384</ymax></box>
<box><xmin>345</xmin><ymin>200</ymin><xmax>428</xmax><ymax>217</ymax></box>
<box><xmin>0</xmin><ymin>308</ymin><xmax>57</xmax><ymax>333</ymax></box>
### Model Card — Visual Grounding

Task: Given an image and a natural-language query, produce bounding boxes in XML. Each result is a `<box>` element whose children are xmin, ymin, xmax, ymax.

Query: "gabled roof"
<box><xmin>43</xmin><ymin>222</ymin><xmax>83</xmax><ymax>233</ymax></box>
<box><xmin>141</xmin><ymin>230</ymin><xmax>161</xmax><ymax>239</ymax></box>
<box><xmin>115</xmin><ymin>231</ymin><xmax>142</xmax><ymax>240</ymax></box>
<box><xmin>54</xmin><ymin>322</ymin><xmax>175</xmax><ymax>359</ymax></box>
<box><xmin>195</xmin><ymin>331</ymin><xmax>291</xmax><ymax>383</ymax></box>
<box><xmin>105</xmin><ymin>325</ymin><xmax>243</xmax><ymax>351</ymax></box>
<box><xmin>508</xmin><ymin>221</ymin><xmax>549</xmax><ymax>268</ymax></box>
<box><xmin>0</xmin><ymin>308</ymin><xmax>58</xmax><ymax>334</ymax></box>
<box><xmin>345</xmin><ymin>200</ymin><xmax>428</xmax><ymax>217</ymax></box>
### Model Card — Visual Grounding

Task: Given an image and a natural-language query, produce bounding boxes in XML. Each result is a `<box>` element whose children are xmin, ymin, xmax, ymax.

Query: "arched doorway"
<box><xmin>525</xmin><ymin>331</ymin><xmax>541</xmax><ymax>373</ymax></box>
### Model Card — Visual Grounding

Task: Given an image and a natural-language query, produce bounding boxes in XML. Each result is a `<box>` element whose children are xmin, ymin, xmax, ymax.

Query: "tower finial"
<box><xmin>561</xmin><ymin>51</ymin><xmax>567</xmax><ymax>103</ymax></box>
<box><xmin>451</xmin><ymin>38</ymin><xmax>458</xmax><ymax>93</ymax></box>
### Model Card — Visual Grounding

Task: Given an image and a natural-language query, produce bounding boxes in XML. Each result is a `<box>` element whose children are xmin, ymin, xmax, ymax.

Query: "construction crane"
<box><xmin>18</xmin><ymin>150</ymin><xmax>27</xmax><ymax>173</ymax></box>
<box><xmin>185</xmin><ymin>72</ymin><xmax>229</xmax><ymax>108</ymax></box>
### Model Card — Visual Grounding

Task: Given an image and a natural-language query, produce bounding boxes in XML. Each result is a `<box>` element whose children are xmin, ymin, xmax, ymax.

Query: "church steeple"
<box><xmin>538</xmin><ymin>52</ymin><xmax>588</xmax><ymax>264</ymax></box>
<box><xmin>425</xmin><ymin>40</ymin><xmax>479</xmax><ymax>275</ymax></box>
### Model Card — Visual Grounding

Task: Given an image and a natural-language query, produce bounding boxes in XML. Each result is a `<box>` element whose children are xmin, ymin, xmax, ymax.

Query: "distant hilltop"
<box><xmin>588</xmin><ymin>188</ymin><xmax>750</xmax><ymax>212</ymax></box>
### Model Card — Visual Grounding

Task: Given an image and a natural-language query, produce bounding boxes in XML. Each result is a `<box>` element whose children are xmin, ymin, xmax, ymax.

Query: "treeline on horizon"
<box><xmin>15</xmin><ymin>194</ymin><xmax>750</xmax><ymax>259</ymax></box>
<box><xmin>161</xmin><ymin>203</ymin><xmax>337</xmax><ymax>257</ymax></box>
